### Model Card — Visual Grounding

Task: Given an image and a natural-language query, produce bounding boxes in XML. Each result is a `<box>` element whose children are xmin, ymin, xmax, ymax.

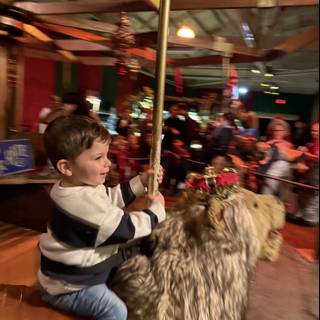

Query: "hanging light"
<box><xmin>177</xmin><ymin>25</ymin><xmax>195</xmax><ymax>39</ymax></box>
<box><xmin>239</xmin><ymin>87</ymin><xmax>248</xmax><ymax>95</ymax></box>
<box><xmin>264</xmin><ymin>65</ymin><xmax>275</xmax><ymax>77</ymax></box>
<box><xmin>260</xmin><ymin>83</ymin><xmax>270</xmax><ymax>87</ymax></box>
<box><xmin>251</xmin><ymin>69</ymin><xmax>261</xmax><ymax>74</ymax></box>
<box><xmin>264</xmin><ymin>91</ymin><xmax>280</xmax><ymax>95</ymax></box>
<box><xmin>270</xmin><ymin>85</ymin><xmax>279</xmax><ymax>90</ymax></box>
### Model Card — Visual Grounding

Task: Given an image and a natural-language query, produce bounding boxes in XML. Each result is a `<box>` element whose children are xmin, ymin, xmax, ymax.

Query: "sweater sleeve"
<box><xmin>96</xmin><ymin>199</ymin><xmax>166</xmax><ymax>247</ymax></box>
<box><xmin>106</xmin><ymin>175</ymin><xmax>146</xmax><ymax>208</ymax></box>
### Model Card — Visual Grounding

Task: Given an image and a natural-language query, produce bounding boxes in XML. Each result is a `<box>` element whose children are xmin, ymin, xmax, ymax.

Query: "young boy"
<box><xmin>39</xmin><ymin>116</ymin><xmax>166</xmax><ymax>320</ymax></box>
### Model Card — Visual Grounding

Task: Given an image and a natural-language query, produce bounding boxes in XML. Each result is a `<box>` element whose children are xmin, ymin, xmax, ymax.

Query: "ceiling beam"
<box><xmin>38</xmin><ymin>15</ymin><xmax>117</xmax><ymax>34</ymax></box>
<box><xmin>54</xmin><ymin>40</ymin><xmax>110</xmax><ymax>51</ymax></box>
<box><xmin>14</xmin><ymin>0</ymin><xmax>319</xmax><ymax>15</ymax></box>
<box><xmin>274</xmin><ymin>25</ymin><xmax>319</xmax><ymax>53</ymax></box>
<box><xmin>171</xmin><ymin>53</ymin><xmax>264</xmax><ymax>67</ymax></box>
<box><xmin>169</xmin><ymin>0</ymin><xmax>319</xmax><ymax>10</ymax></box>
<box><xmin>14</xmin><ymin>1</ymin><xmax>152</xmax><ymax>15</ymax></box>
<box><xmin>34</xmin><ymin>22</ymin><xmax>108</xmax><ymax>41</ymax></box>
<box><xmin>168</xmin><ymin>35</ymin><xmax>265</xmax><ymax>57</ymax></box>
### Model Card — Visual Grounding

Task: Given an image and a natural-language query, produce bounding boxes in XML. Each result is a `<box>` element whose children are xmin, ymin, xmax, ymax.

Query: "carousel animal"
<box><xmin>110</xmin><ymin>168</ymin><xmax>285</xmax><ymax>320</ymax></box>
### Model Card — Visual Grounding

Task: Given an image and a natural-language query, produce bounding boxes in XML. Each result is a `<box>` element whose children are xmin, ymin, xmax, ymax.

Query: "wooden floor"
<box><xmin>0</xmin><ymin>222</ymin><xmax>83</xmax><ymax>319</ymax></box>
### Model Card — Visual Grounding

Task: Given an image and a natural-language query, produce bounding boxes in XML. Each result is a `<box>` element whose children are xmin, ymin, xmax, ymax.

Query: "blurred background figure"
<box><xmin>291</xmin><ymin>122</ymin><xmax>319</xmax><ymax>226</ymax></box>
<box><xmin>203</xmin><ymin>112</ymin><xmax>235</xmax><ymax>164</ymax></box>
<box><xmin>178</xmin><ymin>103</ymin><xmax>200</xmax><ymax>149</ymax></box>
<box><xmin>140</xmin><ymin>108</ymin><xmax>153</xmax><ymax>139</ymax></box>
<box><xmin>116</xmin><ymin>108</ymin><xmax>134</xmax><ymax>137</ymax></box>
<box><xmin>127</xmin><ymin>134</ymin><xmax>142</xmax><ymax>177</ymax></box>
<box><xmin>162</xmin><ymin>104</ymin><xmax>185</xmax><ymax>151</ymax></box>
<box><xmin>292</xmin><ymin>117</ymin><xmax>309</xmax><ymax>148</ymax></box>
<box><xmin>260</xmin><ymin>118</ymin><xmax>302</xmax><ymax>212</ymax></box>
<box><xmin>163</xmin><ymin>138</ymin><xmax>190</xmax><ymax>193</ymax></box>
<box><xmin>38</xmin><ymin>95</ymin><xmax>62</xmax><ymax>133</ymax></box>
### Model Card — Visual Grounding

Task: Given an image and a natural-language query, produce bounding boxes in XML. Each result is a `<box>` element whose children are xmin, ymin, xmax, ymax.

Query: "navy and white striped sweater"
<box><xmin>38</xmin><ymin>175</ymin><xmax>166</xmax><ymax>295</ymax></box>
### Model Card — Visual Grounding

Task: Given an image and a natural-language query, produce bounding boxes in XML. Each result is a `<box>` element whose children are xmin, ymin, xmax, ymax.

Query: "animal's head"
<box><xmin>168</xmin><ymin>168</ymin><xmax>285</xmax><ymax>262</ymax></box>
<box><xmin>154</xmin><ymin>169</ymin><xmax>260</xmax><ymax>260</ymax></box>
<box><xmin>239</xmin><ymin>189</ymin><xmax>285</xmax><ymax>261</ymax></box>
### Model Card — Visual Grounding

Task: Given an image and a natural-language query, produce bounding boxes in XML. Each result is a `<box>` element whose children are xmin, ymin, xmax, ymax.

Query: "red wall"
<box><xmin>78</xmin><ymin>65</ymin><xmax>102</xmax><ymax>95</ymax></box>
<box><xmin>22</xmin><ymin>57</ymin><xmax>56</xmax><ymax>131</ymax></box>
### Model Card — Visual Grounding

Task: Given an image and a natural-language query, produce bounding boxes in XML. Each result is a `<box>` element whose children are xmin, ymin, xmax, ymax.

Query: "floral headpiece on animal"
<box><xmin>186</xmin><ymin>167</ymin><xmax>240</xmax><ymax>199</ymax></box>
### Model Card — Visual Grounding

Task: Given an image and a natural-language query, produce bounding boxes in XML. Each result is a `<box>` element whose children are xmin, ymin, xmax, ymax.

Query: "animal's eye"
<box><xmin>254</xmin><ymin>202</ymin><xmax>258</xmax><ymax>208</ymax></box>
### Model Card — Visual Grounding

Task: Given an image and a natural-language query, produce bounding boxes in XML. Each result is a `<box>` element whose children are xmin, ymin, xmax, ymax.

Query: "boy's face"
<box><xmin>67</xmin><ymin>139</ymin><xmax>111</xmax><ymax>187</ymax></box>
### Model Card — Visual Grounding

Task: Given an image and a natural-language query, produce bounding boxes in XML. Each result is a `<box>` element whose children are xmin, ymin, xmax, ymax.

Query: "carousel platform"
<box><xmin>0</xmin><ymin>219</ymin><xmax>318</xmax><ymax>320</ymax></box>
<box><xmin>0</xmin><ymin>192</ymin><xmax>318</xmax><ymax>320</ymax></box>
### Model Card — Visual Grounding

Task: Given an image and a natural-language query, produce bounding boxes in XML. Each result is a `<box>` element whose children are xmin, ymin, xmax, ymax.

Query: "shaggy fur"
<box><xmin>110</xmin><ymin>189</ymin><xmax>284</xmax><ymax>320</ymax></box>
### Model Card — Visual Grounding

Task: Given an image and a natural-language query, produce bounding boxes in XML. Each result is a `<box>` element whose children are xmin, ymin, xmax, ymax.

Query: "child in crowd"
<box><xmin>163</xmin><ymin>138</ymin><xmax>190</xmax><ymax>192</ymax></box>
<box><xmin>109</xmin><ymin>135</ymin><xmax>129</xmax><ymax>182</ymax></box>
<box><xmin>39</xmin><ymin>116</ymin><xmax>166</xmax><ymax>320</ymax></box>
<box><xmin>127</xmin><ymin>134</ymin><xmax>142</xmax><ymax>178</ymax></box>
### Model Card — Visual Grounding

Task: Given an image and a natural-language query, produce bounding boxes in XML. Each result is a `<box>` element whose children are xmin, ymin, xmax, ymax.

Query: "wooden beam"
<box><xmin>172</xmin><ymin>53</ymin><xmax>264</xmax><ymax>67</ymax></box>
<box><xmin>33</xmin><ymin>22</ymin><xmax>108</xmax><ymax>41</ymax></box>
<box><xmin>54</xmin><ymin>40</ymin><xmax>110</xmax><ymax>51</ymax></box>
<box><xmin>78</xmin><ymin>56</ymin><xmax>117</xmax><ymax>65</ymax></box>
<box><xmin>169</xmin><ymin>0</ymin><xmax>319</xmax><ymax>10</ymax></box>
<box><xmin>274</xmin><ymin>25</ymin><xmax>319</xmax><ymax>53</ymax></box>
<box><xmin>14</xmin><ymin>1</ymin><xmax>152</xmax><ymax>14</ymax></box>
<box><xmin>38</xmin><ymin>15</ymin><xmax>117</xmax><ymax>34</ymax></box>
<box><xmin>168</xmin><ymin>35</ymin><xmax>265</xmax><ymax>57</ymax></box>
<box><xmin>14</xmin><ymin>0</ymin><xmax>319</xmax><ymax>14</ymax></box>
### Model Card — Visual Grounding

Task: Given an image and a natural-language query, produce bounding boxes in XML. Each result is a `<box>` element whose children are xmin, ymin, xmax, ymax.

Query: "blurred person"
<box><xmin>63</xmin><ymin>92</ymin><xmax>100</xmax><ymax>123</ymax></box>
<box><xmin>162</xmin><ymin>104</ymin><xmax>185</xmax><ymax>151</ymax></box>
<box><xmin>203</xmin><ymin>112</ymin><xmax>235</xmax><ymax>163</ymax></box>
<box><xmin>260</xmin><ymin>118</ymin><xmax>302</xmax><ymax>208</ymax></box>
<box><xmin>290</xmin><ymin>122</ymin><xmax>319</xmax><ymax>226</ymax></box>
<box><xmin>110</xmin><ymin>135</ymin><xmax>129</xmax><ymax>182</ymax></box>
<box><xmin>38</xmin><ymin>95</ymin><xmax>63</xmax><ymax>133</ymax></box>
<box><xmin>140</xmin><ymin>132</ymin><xmax>152</xmax><ymax>171</ymax></box>
<box><xmin>140</xmin><ymin>108</ymin><xmax>153</xmax><ymax>138</ymax></box>
<box><xmin>163</xmin><ymin>138</ymin><xmax>190</xmax><ymax>193</ymax></box>
<box><xmin>292</xmin><ymin>118</ymin><xmax>309</xmax><ymax>148</ymax></box>
<box><xmin>116</xmin><ymin>109</ymin><xmax>134</xmax><ymax>137</ymax></box>
<box><xmin>127</xmin><ymin>134</ymin><xmax>142</xmax><ymax>177</ymax></box>
<box><xmin>178</xmin><ymin>103</ymin><xmax>200</xmax><ymax>148</ymax></box>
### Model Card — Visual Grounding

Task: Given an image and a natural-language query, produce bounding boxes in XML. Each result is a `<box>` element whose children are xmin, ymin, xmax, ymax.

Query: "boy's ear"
<box><xmin>56</xmin><ymin>159</ymin><xmax>73</xmax><ymax>176</ymax></box>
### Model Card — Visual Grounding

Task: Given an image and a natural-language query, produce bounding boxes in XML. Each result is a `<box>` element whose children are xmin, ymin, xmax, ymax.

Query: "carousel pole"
<box><xmin>148</xmin><ymin>0</ymin><xmax>171</xmax><ymax>195</ymax></box>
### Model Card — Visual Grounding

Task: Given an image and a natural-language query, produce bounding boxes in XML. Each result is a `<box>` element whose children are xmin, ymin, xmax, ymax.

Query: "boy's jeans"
<box><xmin>41</xmin><ymin>284</ymin><xmax>127</xmax><ymax>320</ymax></box>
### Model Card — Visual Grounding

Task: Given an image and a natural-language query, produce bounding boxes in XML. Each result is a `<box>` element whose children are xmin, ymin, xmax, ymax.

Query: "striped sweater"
<box><xmin>38</xmin><ymin>175</ymin><xmax>166</xmax><ymax>295</ymax></box>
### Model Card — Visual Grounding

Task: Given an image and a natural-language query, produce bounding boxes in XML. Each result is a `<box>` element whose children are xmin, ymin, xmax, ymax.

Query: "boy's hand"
<box><xmin>147</xmin><ymin>192</ymin><xmax>165</xmax><ymax>208</ymax></box>
<box><xmin>140</xmin><ymin>166</ymin><xmax>164</xmax><ymax>187</ymax></box>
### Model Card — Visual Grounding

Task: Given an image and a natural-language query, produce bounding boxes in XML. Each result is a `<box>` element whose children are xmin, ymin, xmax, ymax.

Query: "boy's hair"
<box><xmin>44</xmin><ymin>115</ymin><xmax>111</xmax><ymax>170</ymax></box>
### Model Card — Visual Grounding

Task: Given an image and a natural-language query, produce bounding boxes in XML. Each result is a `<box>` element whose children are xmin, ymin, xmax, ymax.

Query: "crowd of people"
<box><xmin>38</xmin><ymin>95</ymin><xmax>319</xmax><ymax>227</ymax></box>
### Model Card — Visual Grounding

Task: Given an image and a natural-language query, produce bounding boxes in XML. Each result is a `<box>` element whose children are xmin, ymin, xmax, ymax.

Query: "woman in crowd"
<box><xmin>290</xmin><ymin>122</ymin><xmax>319</xmax><ymax>226</ymax></box>
<box><xmin>260</xmin><ymin>118</ymin><xmax>302</xmax><ymax>208</ymax></box>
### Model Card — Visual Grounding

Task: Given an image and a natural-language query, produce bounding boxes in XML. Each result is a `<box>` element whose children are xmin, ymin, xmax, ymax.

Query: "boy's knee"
<box><xmin>100</xmin><ymin>299</ymin><xmax>127</xmax><ymax>320</ymax></box>
<box><xmin>113</xmin><ymin>300</ymin><xmax>128</xmax><ymax>320</ymax></box>
<box><xmin>117</xmin><ymin>301</ymin><xmax>128</xmax><ymax>320</ymax></box>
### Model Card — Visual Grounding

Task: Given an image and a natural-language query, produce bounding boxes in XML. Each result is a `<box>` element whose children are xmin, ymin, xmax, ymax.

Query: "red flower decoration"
<box><xmin>215</xmin><ymin>172</ymin><xmax>238</xmax><ymax>187</ymax></box>
<box><xmin>186</xmin><ymin>177</ymin><xmax>210</xmax><ymax>192</ymax></box>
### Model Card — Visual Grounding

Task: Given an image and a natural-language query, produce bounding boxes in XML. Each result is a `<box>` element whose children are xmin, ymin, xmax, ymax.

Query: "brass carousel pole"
<box><xmin>148</xmin><ymin>0</ymin><xmax>171</xmax><ymax>195</ymax></box>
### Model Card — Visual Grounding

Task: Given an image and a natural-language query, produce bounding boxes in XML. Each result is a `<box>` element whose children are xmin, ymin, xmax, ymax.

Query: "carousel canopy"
<box><xmin>0</xmin><ymin>0</ymin><xmax>318</xmax><ymax>94</ymax></box>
